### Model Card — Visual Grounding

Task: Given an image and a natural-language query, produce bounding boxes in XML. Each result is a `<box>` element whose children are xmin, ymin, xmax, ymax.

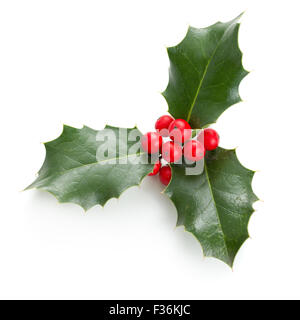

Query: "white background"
<box><xmin>0</xmin><ymin>0</ymin><xmax>299</xmax><ymax>300</ymax></box>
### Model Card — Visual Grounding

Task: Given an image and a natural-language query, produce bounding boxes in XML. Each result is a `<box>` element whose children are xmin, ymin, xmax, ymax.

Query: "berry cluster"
<box><xmin>141</xmin><ymin>115</ymin><xmax>219</xmax><ymax>186</ymax></box>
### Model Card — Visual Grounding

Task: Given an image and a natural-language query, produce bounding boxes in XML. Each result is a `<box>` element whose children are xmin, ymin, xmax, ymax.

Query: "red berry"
<box><xmin>200</xmin><ymin>128</ymin><xmax>219</xmax><ymax>151</ymax></box>
<box><xmin>159</xmin><ymin>165</ymin><xmax>172</xmax><ymax>186</ymax></box>
<box><xmin>155</xmin><ymin>115</ymin><xmax>174</xmax><ymax>137</ymax></box>
<box><xmin>141</xmin><ymin>132</ymin><xmax>163</xmax><ymax>154</ymax></box>
<box><xmin>161</xmin><ymin>141</ymin><xmax>182</xmax><ymax>163</ymax></box>
<box><xmin>168</xmin><ymin>119</ymin><xmax>192</xmax><ymax>143</ymax></box>
<box><xmin>148</xmin><ymin>160</ymin><xmax>161</xmax><ymax>176</ymax></box>
<box><xmin>183</xmin><ymin>140</ymin><xmax>205</xmax><ymax>162</ymax></box>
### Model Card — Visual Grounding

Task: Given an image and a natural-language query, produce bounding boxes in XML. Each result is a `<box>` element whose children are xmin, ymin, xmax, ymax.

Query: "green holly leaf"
<box><xmin>165</xmin><ymin>148</ymin><xmax>258</xmax><ymax>267</ymax></box>
<box><xmin>26</xmin><ymin>125</ymin><xmax>153</xmax><ymax>210</ymax></box>
<box><xmin>162</xmin><ymin>13</ymin><xmax>248</xmax><ymax>128</ymax></box>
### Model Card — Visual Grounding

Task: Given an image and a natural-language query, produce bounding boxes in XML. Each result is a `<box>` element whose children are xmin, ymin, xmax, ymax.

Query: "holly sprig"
<box><xmin>27</xmin><ymin>14</ymin><xmax>257</xmax><ymax>267</ymax></box>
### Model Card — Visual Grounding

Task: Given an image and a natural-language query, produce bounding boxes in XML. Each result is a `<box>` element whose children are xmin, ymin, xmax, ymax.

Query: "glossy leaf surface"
<box><xmin>165</xmin><ymin>148</ymin><xmax>257</xmax><ymax>267</ymax></box>
<box><xmin>162</xmin><ymin>14</ymin><xmax>248</xmax><ymax>128</ymax></box>
<box><xmin>27</xmin><ymin>125</ymin><xmax>152</xmax><ymax>210</ymax></box>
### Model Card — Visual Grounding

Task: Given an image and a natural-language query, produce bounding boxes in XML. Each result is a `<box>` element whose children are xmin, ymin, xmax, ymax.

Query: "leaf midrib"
<box><xmin>186</xmin><ymin>26</ymin><xmax>231</xmax><ymax>124</ymax></box>
<box><xmin>34</xmin><ymin>150</ymin><xmax>147</xmax><ymax>186</ymax></box>
<box><xmin>204</xmin><ymin>161</ymin><xmax>230</xmax><ymax>261</ymax></box>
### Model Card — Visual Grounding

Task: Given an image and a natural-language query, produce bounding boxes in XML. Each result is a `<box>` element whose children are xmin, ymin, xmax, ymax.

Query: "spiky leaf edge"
<box><xmin>26</xmin><ymin>124</ymin><xmax>153</xmax><ymax>212</ymax></box>
<box><xmin>163</xmin><ymin>148</ymin><xmax>258</xmax><ymax>268</ymax></box>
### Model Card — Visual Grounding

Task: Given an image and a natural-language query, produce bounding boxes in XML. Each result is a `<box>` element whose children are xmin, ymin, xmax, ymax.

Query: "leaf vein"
<box><xmin>186</xmin><ymin>25</ymin><xmax>233</xmax><ymax>123</ymax></box>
